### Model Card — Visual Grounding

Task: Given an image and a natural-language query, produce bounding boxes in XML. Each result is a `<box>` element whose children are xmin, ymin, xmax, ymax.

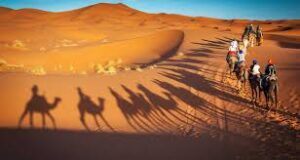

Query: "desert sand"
<box><xmin>0</xmin><ymin>3</ymin><xmax>299</xmax><ymax>160</ymax></box>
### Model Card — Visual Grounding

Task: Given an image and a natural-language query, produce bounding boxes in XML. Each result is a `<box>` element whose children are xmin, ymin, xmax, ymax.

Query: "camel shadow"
<box><xmin>110</xmin><ymin>84</ymin><xmax>209</xmax><ymax>133</ymax></box>
<box><xmin>109</xmin><ymin>87</ymin><xmax>156</xmax><ymax>133</ymax></box>
<box><xmin>159</xmin><ymin>68</ymin><xmax>250</xmax><ymax>105</ymax></box>
<box><xmin>18</xmin><ymin>85</ymin><xmax>62</xmax><ymax>129</ymax></box>
<box><xmin>191</xmin><ymin>41</ymin><xmax>227</xmax><ymax>50</ymax></box>
<box><xmin>191</xmin><ymin>36</ymin><xmax>238</xmax><ymax>50</ymax></box>
<box><xmin>77</xmin><ymin>87</ymin><xmax>114</xmax><ymax>132</ymax></box>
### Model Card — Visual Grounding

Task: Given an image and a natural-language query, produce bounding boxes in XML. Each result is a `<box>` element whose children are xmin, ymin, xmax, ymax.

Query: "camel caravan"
<box><xmin>226</xmin><ymin>24</ymin><xmax>278</xmax><ymax>113</ymax></box>
<box><xmin>16</xmin><ymin>24</ymin><xmax>276</xmax><ymax>130</ymax></box>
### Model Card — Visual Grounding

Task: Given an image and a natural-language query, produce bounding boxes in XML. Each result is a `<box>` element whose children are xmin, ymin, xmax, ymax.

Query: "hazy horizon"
<box><xmin>0</xmin><ymin>0</ymin><xmax>300</xmax><ymax>20</ymax></box>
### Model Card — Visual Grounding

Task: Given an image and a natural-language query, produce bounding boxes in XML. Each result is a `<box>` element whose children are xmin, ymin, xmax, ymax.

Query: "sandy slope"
<box><xmin>0</xmin><ymin>3</ymin><xmax>299</xmax><ymax>160</ymax></box>
<box><xmin>0</xmin><ymin>30</ymin><xmax>184</xmax><ymax>73</ymax></box>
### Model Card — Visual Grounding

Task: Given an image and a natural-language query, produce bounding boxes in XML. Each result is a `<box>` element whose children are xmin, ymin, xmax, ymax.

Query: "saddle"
<box><xmin>249</xmin><ymin>74</ymin><xmax>260</xmax><ymax>82</ymax></box>
<box><xmin>234</xmin><ymin>62</ymin><xmax>244</xmax><ymax>71</ymax></box>
<box><xmin>267</xmin><ymin>74</ymin><xmax>278</xmax><ymax>81</ymax></box>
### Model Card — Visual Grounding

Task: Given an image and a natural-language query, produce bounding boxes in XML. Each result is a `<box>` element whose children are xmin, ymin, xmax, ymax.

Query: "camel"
<box><xmin>262</xmin><ymin>75</ymin><xmax>279</xmax><ymax>113</ymax></box>
<box><xmin>77</xmin><ymin>87</ymin><xmax>114</xmax><ymax>131</ymax></box>
<box><xmin>256</xmin><ymin>35</ymin><xmax>263</xmax><ymax>46</ymax></box>
<box><xmin>18</xmin><ymin>85</ymin><xmax>61</xmax><ymax>129</ymax></box>
<box><xmin>242</xmin><ymin>38</ymin><xmax>249</xmax><ymax>48</ymax></box>
<box><xmin>249</xmin><ymin>74</ymin><xmax>262</xmax><ymax>106</ymax></box>
<box><xmin>248</xmin><ymin>33</ymin><xmax>256</xmax><ymax>47</ymax></box>
<box><xmin>235</xmin><ymin>64</ymin><xmax>248</xmax><ymax>92</ymax></box>
<box><xmin>226</xmin><ymin>56</ymin><xmax>238</xmax><ymax>78</ymax></box>
<box><xmin>109</xmin><ymin>87</ymin><xmax>151</xmax><ymax>133</ymax></box>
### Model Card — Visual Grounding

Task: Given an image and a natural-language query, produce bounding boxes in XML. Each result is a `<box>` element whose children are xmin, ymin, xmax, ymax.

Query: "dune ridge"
<box><xmin>0</xmin><ymin>30</ymin><xmax>184</xmax><ymax>74</ymax></box>
<box><xmin>0</xmin><ymin>3</ymin><xmax>299</xmax><ymax>160</ymax></box>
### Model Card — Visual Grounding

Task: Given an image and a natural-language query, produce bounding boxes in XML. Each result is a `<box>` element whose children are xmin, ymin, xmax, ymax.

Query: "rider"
<box><xmin>256</xmin><ymin>25</ymin><xmax>263</xmax><ymax>45</ymax></box>
<box><xmin>235</xmin><ymin>50</ymin><xmax>246</xmax><ymax>72</ymax></box>
<box><xmin>236</xmin><ymin>45</ymin><xmax>246</xmax><ymax>70</ymax></box>
<box><xmin>261</xmin><ymin>59</ymin><xmax>277</xmax><ymax>87</ymax></box>
<box><xmin>264</xmin><ymin>59</ymin><xmax>277</xmax><ymax>76</ymax></box>
<box><xmin>250</xmin><ymin>59</ymin><xmax>262</xmax><ymax>87</ymax></box>
<box><xmin>231</xmin><ymin>39</ymin><xmax>238</xmax><ymax>49</ymax></box>
<box><xmin>243</xmin><ymin>24</ymin><xmax>255</xmax><ymax>39</ymax></box>
<box><xmin>242</xmin><ymin>25</ymin><xmax>249</xmax><ymax>39</ymax></box>
<box><xmin>226</xmin><ymin>39</ymin><xmax>238</xmax><ymax>62</ymax></box>
<box><xmin>249</xmin><ymin>24</ymin><xmax>255</xmax><ymax>34</ymax></box>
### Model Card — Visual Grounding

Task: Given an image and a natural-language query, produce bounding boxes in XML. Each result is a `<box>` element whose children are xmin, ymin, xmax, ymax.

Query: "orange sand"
<box><xmin>0</xmin><ymin>3</ymin><xmax>299</xmax><ymax>159</ymax></box>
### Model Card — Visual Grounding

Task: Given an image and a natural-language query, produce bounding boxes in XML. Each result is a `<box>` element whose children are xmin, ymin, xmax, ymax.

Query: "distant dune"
<box><xmin>0</xmin><ymin>3</ymin><xmax>299</xmax><ymax>74</ymax></box>
<box><xmin>0</xmin><ymin>3</ymin><xmax>299</xmax><ymax>159</ymax></box>
<box><xmin>0</xmin><ymin>30</ymin><xmax>184</xmax><ymax>73</ymax></box>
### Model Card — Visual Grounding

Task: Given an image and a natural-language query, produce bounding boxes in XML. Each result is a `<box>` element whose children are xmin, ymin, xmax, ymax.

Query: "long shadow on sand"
<box><xmin>154</xmin><ymin>36</ymin><xmax>299</xmax><ymax>159</ymax></box>
<box><xmin>264</xmin><ymin>34</ymin><xmax>300</xmax><ymax>49</ymax></box>
<box><xmin>109</xmin><ymin>87</ymin><xmax>157</xmax><ymax>133</ymax></box>
<box><xmin>18</xmin><ymin>85</ymin><xmax>62</xmax><ymax>129</ymax></box>
<box><xmin>191</xmin><ymin>36</ymin><xmax>237</xmax><ymax>50</ymax></box>
<box><xmin>109</xmin><ymin>84</ymin><xmax>212</xmax><ymax>133</ymax></box>
<box><xmin>77</xmin><ymin>87</ymin><xmax>114</xmax><ymax>131</ymax></box>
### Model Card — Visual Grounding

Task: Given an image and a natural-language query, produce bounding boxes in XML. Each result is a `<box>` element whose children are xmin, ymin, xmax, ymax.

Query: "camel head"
<box><xmin>50</xmin><ymin>97</ymin><xmax>62</xmax><ymax>109</ymax></box>
<box><xmin>137</xmin><ymin>84</ymin><xmax>143</xmax><ymax>89</ymax></box>
<box><xmin>54</xmin><ymin>97</ymin><xmax>62</xmax><ymax>102</ymax></box>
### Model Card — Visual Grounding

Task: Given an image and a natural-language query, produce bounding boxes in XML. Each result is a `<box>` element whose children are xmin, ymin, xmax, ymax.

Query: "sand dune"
<box><xmin>0</xmin><ymin>30</ymin><xmax>184</xmax><ymax>74</ymax></box>
<box><xmin>0</xmin><ymin>3</ymin><xmax>299</xmax><ymax>160</ymax></box>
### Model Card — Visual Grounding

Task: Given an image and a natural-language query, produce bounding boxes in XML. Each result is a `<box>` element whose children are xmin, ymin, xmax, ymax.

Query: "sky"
<box><xmin>0</xmin><ymin>0</ymin><xmax>299</xmax><ymax>20</ymax></box>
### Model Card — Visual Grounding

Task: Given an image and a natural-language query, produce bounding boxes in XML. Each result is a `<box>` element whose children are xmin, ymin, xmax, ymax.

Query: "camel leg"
<box><xmin>42</xmin><ymin>113</ymin><xmax>46</xmax><ymax>129</ymax></box>
<box><xmin>93</xmin><ymin>115</ymin><xmax>101</xmax><ymax>131</ymax></box>
<box><xmin>274</xmin><ymin>85</ymin><xmax>279</xmax><ymax>112</ymax></box>
<box><xmin>79</xmin><ymin>111</ymin><xmax>89</xmax><ymax>131</ymax></box>
<box><xmin>99</xmin><ymin>114</ymin><xmax>115</xmax><ymax>132</ymax></box>
<box><xmin>237</xmin><ymin>81</ymin><xmax>241</xmax><ymax>92</ymax></box>
<box><xmin>46</xmin><ymin>112</ymin><xmax>56</xmax><ymax>130</ymax></box>
<box><xmin>251</xmin><ymin>86</ymin><xmax>255</xmax><ymax>103</ymax></box>
<box><xmin>270</xmin><ymin>93</ymin><xmax>274</xmax><ymax>107</ymax></box>
<box><xmin>254</xmin><ymin>87</ymin><xmax>257</xmax><ymax>104</ymax></box>
<box><xmin>258</xmin><ymin>88</ymin><xmax>262</xmax><ymax>104</ymax></box>
<box><xmin>264</xmin><ymin>91</ymin><xmax>270</xmax><ymax>114</ymax></box>
<box><xmin>269</xmin><ymin>86</ymin><xmax>275</xmax><ymax>113</ymax></box>
<box><xmin>252</xmin><ymin>87</ymin><xmax>257</xmax><ymax>109</ymax></box>
<box><xmin>18</xmin><ymin>109</ymin><xmax>28</xmax><ymax>128</ymax></box>
<box><xmin>29</xmin><ymin>111</ymin><xmax>34</xmax><ymax>129</ymax></box>
<box><xmin>127</xmin><ymin>117</ymin><xmax>141</xmax><ymax>133</ymax></box>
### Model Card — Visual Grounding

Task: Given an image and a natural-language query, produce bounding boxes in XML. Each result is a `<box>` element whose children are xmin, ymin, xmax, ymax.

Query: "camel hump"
<box><xmin>36</xmin><ymin>96</ymin><xmax>49</xmax><ymax>106</ymax></box>
<box><xmin>37</xmin><ymin>95</ymin><xmax>47</xmax><ymax>102</ymax></box>
<box><xmin>26</xmin><ymin>95</ymin><xmax>49</xmax><ymax>111</ymax></box>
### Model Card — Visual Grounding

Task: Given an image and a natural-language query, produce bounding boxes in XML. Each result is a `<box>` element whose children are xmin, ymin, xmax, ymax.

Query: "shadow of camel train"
<box><xmin>18</xmin><ymin>85</ymin><xmax>62</xmax><ymax>129</ymax></box>
<box><xmin>77</xmin><ymin>87</ymin><xmax>115</xmax><ymax>131</ymax></box>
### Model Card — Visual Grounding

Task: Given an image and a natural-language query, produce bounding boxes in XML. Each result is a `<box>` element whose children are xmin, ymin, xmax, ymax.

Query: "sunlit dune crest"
<box><xmin>0</xmin><ymin>3</ymin><xmax>299</xmax><ymax>160</ymax></box>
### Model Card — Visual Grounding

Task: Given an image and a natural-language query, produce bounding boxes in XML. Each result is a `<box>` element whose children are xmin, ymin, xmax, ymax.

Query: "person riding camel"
<box><xmin>242</xmin><ymin>25</ymin><xmax>249</xmax><ymax>40</ymax></box>
<box><xmin>250</xmin><ymin>59</ymin><xmax>262</xmax><ymax>87</ymax></box>
<box><xmin>226</xmin><ymin>39</ymin><xmax>239</xmax><ymax>63</ymax></box>
<box><xmin>238</xmin><ymin>49</ymin><xmax>246</xmax><ymax>65</ymax></box>
<box><xmin>256</xmin><ymin>25</ymin><xmax>263</xmax><ymax>46</ymax></box>
<box><xmin>242</xmin><ymin>24</ymin><xmax>255</xmax><ymax>40</ymax></box>
<box><xmin>235</xmin><ymin>45</ymin><xmax>246</xmax><ymax>71</ymax></box>
<box><xmin>263</xmin><ymin>59</ymin><xmax>278</xmax><ymax>83</ymax></box>
<box><xmin>265</xmin><ymin>59</ymin><xmax>276</xmax><ymax>76</ymax></box>
<box><xmin>231</xmin><ymin>39</ymin><xmax>238</xmax><ymax>49</ymax></box>
<box><xmin>235</xmin><ymin>50</ymin><xmax>246</xmax><ymax>72</ymax></box>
